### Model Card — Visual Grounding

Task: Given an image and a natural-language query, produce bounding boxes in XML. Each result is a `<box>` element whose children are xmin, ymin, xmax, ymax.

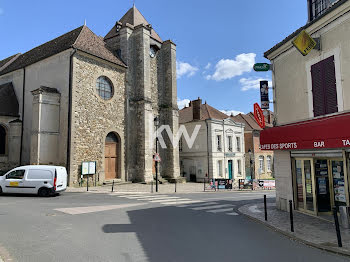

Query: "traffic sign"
<box><xmin>153</xmin><ymin>153</ymin><xmax>161</xmax><ymax>162</ymax></box>
<box><xmin>292</xmin><ymin>30</ymin><xmax>317</xmax><ymax>56</ymax></box>
<box><xmin>253</xmin><ymin>63</ymin><xmax>272</xmax><ymax>72</ymax></box>
<box><xmin>254</xmin><ymin>103</ymin><xmax>265</xmax><ymax>129</ymax></box>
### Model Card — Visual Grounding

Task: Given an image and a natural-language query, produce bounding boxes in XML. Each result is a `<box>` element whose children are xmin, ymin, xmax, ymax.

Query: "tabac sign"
<box><xmin>292</xmin><ymin>30</ymin><xmax>318</xmax><ymax>56</ymax></box>
<box><xmin>253</xmin><ymin>103</ymin><xmax>265</xmax><ymax>129</ymax></box>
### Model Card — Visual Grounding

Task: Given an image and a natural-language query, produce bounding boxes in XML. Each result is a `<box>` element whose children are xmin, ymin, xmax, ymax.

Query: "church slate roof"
<box><xmin>0</xmin><ymin>82</ymin><xmax>19</xmax><ymax>117</ymax></box>
<box><xmin>179</xmin><ymin>103</ymin><xmax>230</xmax><ymax>124</ymax></box>
<box><xmin>104</xmin><ymin>6</ymin><xmax>163</xmax><ymax>43</ymax></box>
<box><xmin>0</xmin><ymin>25</ymin><xmax>126</xmax><ymax>76</ymax></box>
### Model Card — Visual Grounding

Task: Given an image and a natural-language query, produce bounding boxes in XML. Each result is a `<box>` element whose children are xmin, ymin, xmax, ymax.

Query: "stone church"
<box><xmin>0</xmin><ymin>6</ymin><xmax>180</xmax><ymax>185</ymax></box>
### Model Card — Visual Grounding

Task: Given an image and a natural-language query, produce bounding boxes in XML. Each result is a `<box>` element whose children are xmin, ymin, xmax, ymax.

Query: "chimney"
<box><xmin>192</xmin><ymin>97</ymin><xmax>202</xmax><ymax>120</ymax></box>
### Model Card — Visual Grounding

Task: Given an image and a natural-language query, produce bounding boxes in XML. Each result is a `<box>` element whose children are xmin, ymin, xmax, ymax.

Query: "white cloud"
<box><xmin>239</xmin><ymin>77</ymin><xmax>272</xmax><ymax>91</ymax></box>
<box><xmin>205</xmin><ymin>63</ymin><xmax>211</xmax><ymax>70</ymax></box>
<box><xmin>176</xmin><ymin>61</ymin><xmax>198</xmax><ymax>78</ymax></box>
<box><xmin>206</xmin><ymin>53</ymin><xmax>256</xmax><ymax>81</ymax></box>
<box><xmin>177</xmin><ymin>98</ymin><xmax>190</xmax><ymax>109</ymax></box>
<box><xmin>220</xmin><ymin>109</ymin><xmax>244</xmax><ymax>116</ymax></box>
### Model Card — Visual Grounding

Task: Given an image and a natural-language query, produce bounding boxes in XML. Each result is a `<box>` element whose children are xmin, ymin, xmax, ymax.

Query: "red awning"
<box><xmin>260</xmin><ymin>112</ymin><xmax>350</xmax><ymax>150</ymax></box>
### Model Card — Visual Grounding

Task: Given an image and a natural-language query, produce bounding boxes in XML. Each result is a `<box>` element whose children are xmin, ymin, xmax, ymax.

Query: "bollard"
<box><xmin>175</xmin><ymin>180</ymin><xmax>177</xmax><ymax>193</ymax></box>
<box><xmin>111</xmin><ymin>180</ymin><xmax>114</xmax><ymax>192</ymax></box>
<box><xmin>87</xmin><ymin>176</ymin><xmax>89</xmax><ymax>192</ymax></box>
<box><xmin>333</xmin><ymin>207</ymin><xmax>343</xmax><ymax>247</ymax></box>
<box><xmin>151</xmin><ymin>181</ymin><xmax>153</xmax><ymax>193</ymax></box>
<box><xmin>203</xmin><ymin>179</ymin><xmax>206</xmax><ymax>192</ymax></box>
<box><xmin>95</xmin><ymin>174</ymin><xmax>97</xmax><ymax>187</ymax></box>
<box><xmin>289</xmin><ymin>200</ymin><xmax>294</xmax><ymax>232</ymax></box>
<box><xmin>264</xmin><ymin>195</ymin><xmax>267</xmax><ymax>221</ymax></box>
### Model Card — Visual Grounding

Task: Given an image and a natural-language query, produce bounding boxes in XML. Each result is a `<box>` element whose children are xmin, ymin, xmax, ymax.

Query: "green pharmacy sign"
<box><xmin>253</xmin><ymin>63</ymin><xmax>272</xmax><ymax>72</ymax></box>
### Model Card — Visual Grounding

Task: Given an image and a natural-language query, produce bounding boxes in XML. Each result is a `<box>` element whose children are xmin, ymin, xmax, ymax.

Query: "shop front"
<box><xmin>260</xmin><ymin>112</ymin><xmax>350</xmax><ymax>216</ymax></box>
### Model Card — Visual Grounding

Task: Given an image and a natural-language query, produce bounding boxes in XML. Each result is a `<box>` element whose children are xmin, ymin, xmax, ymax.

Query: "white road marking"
<box><xmin>54</xmin><ymin>203</ymin><xmax>144</xmax><ymax>215</ymax></box>
<box><xmin>226</xmin><ymin>212</ymin><xmax>239</xmax><ymax>216</ymax></box>
<box><xmin>161</xmin><ymin>200</ymin><xmax>203</xmax><ymax>206</ymax></box>
<box><xmin>191</xmin><ymin>204</ymin><xmax>233</xmax><ymax>211</ymax></box>
<box><xmin>206</xmin><ymin>208</ymin><xmax>235</xmax><ymax>213</ymax></box>
<box><xmin>148</xmin><ymin>197</ymin><xmax>184</xmax><ymax>203</ymax></box>
<box><xmin>177</xmin><ymin>202</ymin><xmax>218</xmax><ymax>208</ymax></box>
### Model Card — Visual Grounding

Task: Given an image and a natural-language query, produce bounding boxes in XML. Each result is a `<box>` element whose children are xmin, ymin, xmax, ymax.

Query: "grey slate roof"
<box><xmin>0</xmin><ymin>82</ymin><xmax>19</xmax><ymax>117</ymax></box>
<box><xmin>0</xmin><ymin>53</ymin><xmax>21</xmax><ymax>72</ymax></box>
<box><xmin>104</xmin><ymin>6</ymin><xmax>163</xmax><ymax>43</ymax></box>
<box><xmin>0</xmin><ymin>25</ymin><xmax>126</xmax><ymax>76</ymax></box>
<box><xmin>264</xmin><ymin>0</ymin><xmax>348</xmax><ymax>58</ymax></box>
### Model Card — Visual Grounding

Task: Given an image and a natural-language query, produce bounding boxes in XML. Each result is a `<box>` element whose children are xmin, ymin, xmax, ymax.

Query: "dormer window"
<box><xmin>308</xmin><ymin>0</ymin><xmax>339</xmax><ymax>21</ymax></box>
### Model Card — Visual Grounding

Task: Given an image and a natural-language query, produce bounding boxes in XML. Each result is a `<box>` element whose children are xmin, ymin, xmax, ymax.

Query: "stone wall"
<box><xmin>69</xmin><ymin>52</ymin><xmax>126</xmax><ymax>185</ymax></box>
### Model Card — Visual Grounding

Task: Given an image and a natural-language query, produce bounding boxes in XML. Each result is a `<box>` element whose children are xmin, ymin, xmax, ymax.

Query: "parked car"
<box><xmin>0</xmin><ymin>165</ymin><xmax>67</xmax><ymax>196</ymax></box>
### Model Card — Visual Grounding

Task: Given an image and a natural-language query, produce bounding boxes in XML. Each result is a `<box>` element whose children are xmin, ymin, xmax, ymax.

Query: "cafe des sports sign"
<box><xmin>260</xmin><ymin>112</ymin><xmax>350</xmax><ymax>150</ymax></box>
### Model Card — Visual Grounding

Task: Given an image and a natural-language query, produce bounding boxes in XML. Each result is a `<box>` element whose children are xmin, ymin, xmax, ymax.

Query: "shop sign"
<box><xmin>260</xmin><ymin>80</ymin><xmax>269</xmax><ymax>109</ymax></box>
<box><xmin>254</xmin><ymin>103</ymin><xmax>265</xmax><ymax>129</ymax></box>
<box><xmin>292</xmin><ymin>30</ymin><xmax>317</xmax><ymax>56</ymax></box>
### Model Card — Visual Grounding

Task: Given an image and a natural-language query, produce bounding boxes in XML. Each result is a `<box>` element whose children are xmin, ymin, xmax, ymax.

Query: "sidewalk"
<box><xmin>239</xmin><ymin>202</ymin><xmax>350</xmax><ymax>256</ymax></box>
<box><xmin>66</xmin><ymin>182</ymin><xmax>274</xmax><ymax>194</ymax></box>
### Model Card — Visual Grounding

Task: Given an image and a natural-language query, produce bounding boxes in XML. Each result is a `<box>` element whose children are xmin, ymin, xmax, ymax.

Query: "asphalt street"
<box><xmin>0</xmin><ymin>191</ymin><xmax>349</xmax><ymax>262</ymax></box>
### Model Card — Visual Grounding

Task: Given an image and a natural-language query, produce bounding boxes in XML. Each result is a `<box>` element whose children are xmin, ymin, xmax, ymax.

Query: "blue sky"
<box><xmin>0</xmin><ymin>0</ymin><xmax>307</xmax><ymax>114</ymax></box>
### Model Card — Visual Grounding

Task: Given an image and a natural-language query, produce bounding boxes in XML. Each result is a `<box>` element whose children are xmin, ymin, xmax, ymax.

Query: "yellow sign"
<box><xmin>9</xmin><ymin>181</ymin><xmax>19</xmax><ymax>187</ymax></box>
<box><xmin>292</xmin><ymin>30</ymin><xmax>317</xmax><ymax>56</ymax></box>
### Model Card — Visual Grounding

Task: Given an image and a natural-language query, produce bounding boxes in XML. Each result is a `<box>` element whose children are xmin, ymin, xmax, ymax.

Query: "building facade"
<box><xmin>0</xmin><ymin>6</ymin><xmax>180</xmax><ymax>185</ymax></box>
<box><xmin>261</xmin><ymin>0</ymin><xmax>350</xmax><ymax>215</ymax></box>
<box><xmin>179</xmin><ymin>98</ymin><xmax>245</xmax><ymax>183</ymax></box>
<box><xmin>234</xmin><ymin>111</ymin><xmax>274</xmax><ymax>180</ymax></box>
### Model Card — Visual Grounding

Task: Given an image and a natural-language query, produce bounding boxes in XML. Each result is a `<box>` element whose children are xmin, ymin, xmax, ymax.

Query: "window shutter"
<box><xmin>323</xmin><ymin>56</ymin><xmax>338</xmax><ymax>114</ymax></box>
<box><xmin>311</xmin><ymin>55</ymin><xmax>338</xmax><ymax>117</ymax></box>
<box><xmin>311</xmin><ymin>61</ymin><xmax>325</xmax><ymax>117</ymax></box>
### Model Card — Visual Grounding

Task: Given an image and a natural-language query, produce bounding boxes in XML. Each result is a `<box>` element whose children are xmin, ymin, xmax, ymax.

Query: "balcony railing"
<box><xmin>309</xmin><ymin>0</ymin><xmax>339</xmax><ymax>21</ymax></box>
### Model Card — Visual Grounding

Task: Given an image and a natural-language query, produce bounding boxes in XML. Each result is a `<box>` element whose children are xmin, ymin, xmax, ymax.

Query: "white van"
<box><xmin>0</xmin><ymin>165</ymin><xmax>67</xmax><ymax>196</ymax></box>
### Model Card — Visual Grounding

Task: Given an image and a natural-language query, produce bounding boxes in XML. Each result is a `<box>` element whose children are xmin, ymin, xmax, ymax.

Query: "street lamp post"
<box><xmin>248</xmin><ymin>149</ymin><xmax>254</xmax><ymax>179</ymax></box>
<box><xmin>154</xmin><ymin>116</ymin><xmax>159</xmax><ymax>193</ymax></box>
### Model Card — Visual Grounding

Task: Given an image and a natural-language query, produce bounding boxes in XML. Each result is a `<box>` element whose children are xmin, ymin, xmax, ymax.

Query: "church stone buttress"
<box><xmin>104</xmin><ymin>6</ymin><xmax>180</xmax><ymax>182</ymax></box>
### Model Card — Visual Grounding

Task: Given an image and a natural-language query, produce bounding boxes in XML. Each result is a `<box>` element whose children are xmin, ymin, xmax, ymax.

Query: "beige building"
<box><xmin>262</xmin><ymin>0</ymin><xmax>350</xmax><ymax>215</ymax></box>
<box><xmin>233</xmin><ymin>111</ymin><xmax>274</xmax><ymax>180</ymax></box>
<box><xmin>179</xmin><ymin>98</ymin><xmax>245</xmax><ymax>183</ymax></box>
<box><xmin>0</xmin><ymin>6</ymin><xmax>180</xmax><ymax>185</ymax></box>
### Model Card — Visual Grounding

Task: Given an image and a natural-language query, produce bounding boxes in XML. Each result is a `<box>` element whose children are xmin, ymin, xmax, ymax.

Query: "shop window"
<box><xmin>311</xmin><ymin>56</ymin><xmax>338</xmax><ymax>117</ymax></box>
<box><xmin>217</xmin><ymin>160</ymin><xmax>223</xmax><ymax>177</ymax></box>
<box><xmin>259</xmin><ymin>156</ymin><xmax>265</xmax><ymax>173</ymax></box>
<box><xmin>0</xmin><ymin>125</ymin><xmax>6</xmax><ymax>155</ymax></box>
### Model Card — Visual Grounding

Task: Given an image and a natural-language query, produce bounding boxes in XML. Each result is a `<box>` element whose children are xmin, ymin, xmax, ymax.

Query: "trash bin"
<box><xmin>339</xmin><ymin>206</ymin><xmax>350</xmax><ymax>229</ymax></box>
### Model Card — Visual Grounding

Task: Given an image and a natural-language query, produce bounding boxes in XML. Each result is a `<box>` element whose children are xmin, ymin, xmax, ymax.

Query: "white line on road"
<box><xmin>206</xmin><ymin>208</ymin><xmax>235</xmax><ymax>213</ymax></box>
<box><xmin>191</xmin><ymin>204</ymin><xmax>233</xmax><ymax>211</ymax></box>
<box><xmin>54</xmin><ymin>203</ymin><xmax>145</xmax><ymax>215</ymax></box>
<box><xmin>177</xmin><ymin>202</ymin><xmax>218</xmax><ymax>208</ymax></box>
<box><xmin>226</xmin><ymin>212</ymin><xmax>239</xmax><ymax>216</ymax></box>
<box><xmin>161</xmin><ymin>200</ymin><xmax>203</xmax><ymax>206</ymax></box>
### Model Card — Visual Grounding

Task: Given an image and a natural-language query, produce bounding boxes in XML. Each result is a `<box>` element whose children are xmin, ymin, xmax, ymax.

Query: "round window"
<box><xmin>96</xmin><ymin>76</ymin><xmax>114</xmax><ymax>100</ymax></box>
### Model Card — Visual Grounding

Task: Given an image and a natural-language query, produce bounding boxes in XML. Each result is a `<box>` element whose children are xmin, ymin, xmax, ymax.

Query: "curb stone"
<box><xmin>238</xmin><ymin>206</ymin><xmax>350</xmax><ymax>258</ymax></box>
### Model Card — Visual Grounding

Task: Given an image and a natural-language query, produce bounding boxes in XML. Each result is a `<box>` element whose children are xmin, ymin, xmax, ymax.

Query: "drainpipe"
<box><xmin>19</xmin><ymin>67</ymin><xmax>26</xmax><ymax>165</ymax></box>
<box><xmin>222</xmin><ymin>120</ymin><xmax>226</xmax><ymax>178</ymax></box>
<box><xmin>66</xmin><ymin>48</ymin><xmax>77</xmax><ymax>186</ymax></box>
<box><xmin>205</xmin><ymin>120</ymin><xmax>210</xmax><ymax>181</ymax></box>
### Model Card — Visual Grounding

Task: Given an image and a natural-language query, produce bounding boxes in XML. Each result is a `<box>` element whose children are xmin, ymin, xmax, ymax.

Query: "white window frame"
<box><xmin>267</xmin><ymin>156</ymin><xmax>272</xmax><ymax>172</ymax></box>
<box><xmin>259</xmin><ymin>156</ymin><xmax>265</xmax><ymax>173</ymax></box>
<box><xmin>237</xmin><ymin>159</ymin><xmax>242</xmax><ymax>175</ymax></box>
<box><xmin>217</xmin><ymin>160</ymin><xmax>223</xmax><ymax>177</ymax></box>
<box><xmin>236</xmin><ymin>136</ymin><xmax>241</xmax><ymax>152</ymax></box>
<box><xmin>305</xmin><ymin>46</ymin><xmax>343</xmax><ymax>118</ymax></box>
<box><xmin>217</xmin><ymin>135</ymin><xmax>222</xmax><ymax>152</ymax></box>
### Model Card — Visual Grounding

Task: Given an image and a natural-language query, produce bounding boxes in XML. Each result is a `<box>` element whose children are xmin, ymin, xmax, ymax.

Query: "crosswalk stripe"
<box><xmin>160</xmin><ymin>200</ymin><xmax>203</xmax><ymax>206</ymax></box>
<box><xmin>177</xmin><ymin>202</ymin><xmax>218</xmax><ymax>208</ymax></box>
<box><xmin>148</xmin><ymin>197</ymin><xmax>183</xmax><ymax>203</ymax></box>
<box><xmin>119</xmin><ymin>195</ymin><xmax>168</xmax><ymax>199</ymax></box>
<box><xmin>226</xmin><ymin>212</ymin><xmax>239</xmax><ymax>216</ymax></box>
<box><xmin>191</xmin><ymin>204</ymin><xmax>233</xmax><ymax>211</ymax></box>
<box><xmin>55</xmin><ymin>203</ymin><xmax>144</xmax><ymax>215</ymax></box>
<box><xmin>206</xmin><ymin>208</ymin><xmax>235</xmax><ymax>213</ymax></box>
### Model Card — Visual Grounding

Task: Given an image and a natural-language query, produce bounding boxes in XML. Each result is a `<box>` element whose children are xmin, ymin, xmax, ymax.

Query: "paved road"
<box><xmin>0</xmin><ymin>191</ymin><xmax>349</xmax><ymax>262</ymax></box>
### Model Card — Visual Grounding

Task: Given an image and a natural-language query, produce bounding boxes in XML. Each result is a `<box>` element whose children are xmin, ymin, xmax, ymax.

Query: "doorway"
<box><xmin>105</xmin><ymin>132</ymin><xmax>119</xmax><ymax>180</ymax></box>
<box><xmin>228</xmin><ymin>160</ymin><xmax>233</xmax><ymax>180</ymax></box>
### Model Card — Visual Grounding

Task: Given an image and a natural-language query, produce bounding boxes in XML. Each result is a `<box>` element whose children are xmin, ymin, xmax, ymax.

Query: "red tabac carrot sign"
<box><xmin>254</xmin><ymin>103</ymin><xmax>265</xmax><ymax>129</ymax></box>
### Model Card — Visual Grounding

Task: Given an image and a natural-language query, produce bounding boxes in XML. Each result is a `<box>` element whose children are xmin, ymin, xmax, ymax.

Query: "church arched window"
<box><xmin>96</xmin><ymin>76</ymin><xmax>114</xmax><ymax>100</ymax></box>
<box><xmin>0</xmin><ymin>125</ymin><xmax>7</xmax><ymax>155</ymax></box>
